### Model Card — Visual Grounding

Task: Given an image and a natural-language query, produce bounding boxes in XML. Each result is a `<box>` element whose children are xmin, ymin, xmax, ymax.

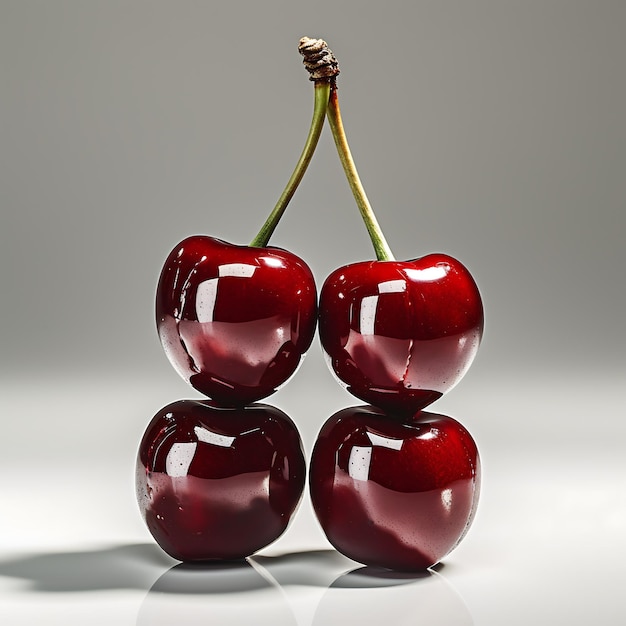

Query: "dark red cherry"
<box><xmin>319</xmin><ymin>254</ymin><xmax>483</xmax><ymax>415</ymax></box>
<box><xmin>309</xmin><ymin>405</ymin><xmax>480</xmax><ymax>571</ymax></box>
<box><xmin>136</xmin><ymin>400</ymin><xmax>306</xmax><ymax>562</ymax></box>
<box><xmin>156</xmin><ymin>236</ymin><xmax>317</xmax><ymax>406</ymax></box>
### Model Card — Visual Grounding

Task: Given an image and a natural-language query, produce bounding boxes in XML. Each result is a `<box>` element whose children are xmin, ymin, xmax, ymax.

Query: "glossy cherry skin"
<box><xmin>309</xmin><ymin>405</ymin><xmax>480</xmax><ymax>571</ymax></box>
<box><xmin>319</xmin><ymin>254</ymin><xmax>484</xmax><ymax>415</ymax></box>
<box><xmin>156</xmin><ymin>236</ymin><xmax>317</xmax><ymax>406</ymax></box>
<box><xmin>136</xmin><ymin>399</ymin><xmax>306</xmax><ymax>562</ymax></box>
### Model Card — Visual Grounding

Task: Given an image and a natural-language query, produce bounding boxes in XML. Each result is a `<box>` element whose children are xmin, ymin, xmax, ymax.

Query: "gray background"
<box><xmin>1</xmin><ymin>2</ymin><xmax>625</xmax><ymax>624</ymax></box>
<box><xmin>2</xmin><ymin>0</ymin><xmax>624</xmax><ymax>380</ymax></box>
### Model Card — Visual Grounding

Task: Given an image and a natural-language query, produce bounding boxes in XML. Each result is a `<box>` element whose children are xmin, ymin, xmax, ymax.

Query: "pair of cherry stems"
<box><xmin>250</xmin><ymin>70</ymin><xmax>394</xmax><ymax>263</ymax></box>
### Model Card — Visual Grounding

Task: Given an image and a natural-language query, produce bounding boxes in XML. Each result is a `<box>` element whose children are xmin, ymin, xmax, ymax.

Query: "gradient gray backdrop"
<box><xmin>1</xmin><ymin>2</ymin><xmax>625</xmax><ymax>623</ymax></box>
<box><xmin>3</xmin><ymin>0</ymin><xmax>624</xmax><ymax>378</ymax></box>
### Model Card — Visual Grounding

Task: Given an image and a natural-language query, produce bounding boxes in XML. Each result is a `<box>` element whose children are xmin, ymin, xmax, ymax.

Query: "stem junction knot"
<box><xmin>299</xmin><ymin>37</ymin><xmax>340</xmax><ymax>82</ymax></box>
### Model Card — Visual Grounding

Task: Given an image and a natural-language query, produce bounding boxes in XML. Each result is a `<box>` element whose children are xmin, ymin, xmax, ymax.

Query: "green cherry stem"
<box><xmin>250</xmin><ymin>81</ymin><xmax>330</xmax><ymax>248</ymax></box>
<box><xmin>298</xmin><ymin>36</ymin><xmax>395</xmax><ymax>262</ymax></box>
<box><xmin>326</xmin><ymin>87</ymin><xmax>395</xmax><ymax>262</ymax></box>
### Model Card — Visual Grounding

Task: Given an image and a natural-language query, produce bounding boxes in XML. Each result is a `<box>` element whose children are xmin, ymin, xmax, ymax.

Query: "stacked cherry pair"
<box><xmin>135</xmin><ymin>38</ymin><xmax>483</xmax><ymax>572</ymax></box>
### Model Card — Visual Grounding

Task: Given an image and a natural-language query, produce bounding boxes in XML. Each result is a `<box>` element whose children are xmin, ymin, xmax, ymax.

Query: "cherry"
<box><xmin>136</xmin><ymin>399</ymin><xmax>306</xmax><ymax>562</ymax></box>
<box><xmin>299</xmin><ymin>38</ymin><xmax>483</xmax><ymax>413</ymax></box>
<box><xmin>309</xmin><ymin>405</ymin><xmax>481</xmax><ymax>571</ymax></box>
<box><xmin>157</xmin><ymin>237</ymin><xmax>317</xmax><ymax>406</ymax></box>
<box><xmin>156</xmin><ymin>56</ymin><xmax>334</xmax><ymax>405</ymax></box>
<box><xmin>319</xmin><ymin>254</ymin><xmax>483</xmax><ymax>415</ymax></box>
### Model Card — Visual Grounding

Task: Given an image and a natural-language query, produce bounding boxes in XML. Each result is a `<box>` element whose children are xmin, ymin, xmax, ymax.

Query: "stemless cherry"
<box><xmin>136</xmin><ymin>399</ymin><xmax>306</xmax><ymax>562</ymax></box>
<box><xmin>319</xmin><ymin>254</ymin><xmax>483</xmax><ymax>415</ymax></box>
<box><xmin>156</xmin><ymin>53</ymin><xmax>334</xmax><ymax>405</ymax></box>
<box><xmin>157</xmin><ymin>237</ymin><xmax>317</xmax><ymax>406</ymax></box>
<box><xmin>309</xmin><ymin>405</ymin><xmax>481</xmax><ymax>571</ymax></box>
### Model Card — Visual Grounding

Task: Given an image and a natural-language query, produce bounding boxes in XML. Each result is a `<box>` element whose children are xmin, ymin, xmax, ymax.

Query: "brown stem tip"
<box><xmin>299</xmin><ymin>37</ymin><xmax>340</xmax><ymax>82</ymax></box>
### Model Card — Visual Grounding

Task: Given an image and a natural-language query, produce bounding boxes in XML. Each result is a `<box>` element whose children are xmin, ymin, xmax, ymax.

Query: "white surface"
<box><xmin>1</xmin><ymin>369</ymin><xmax>625</xmax><ymax>625</ymax></box>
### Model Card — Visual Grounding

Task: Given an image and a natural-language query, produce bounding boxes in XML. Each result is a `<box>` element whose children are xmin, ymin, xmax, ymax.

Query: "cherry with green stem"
<box><xmin>156</xmin><ymin>53</ymin><xmax>332</xmax><ymax>406</ymax></box>
<box><xmin>299</xmin><ymin>37</ymin><xmax>484</xmax><ymax>414</ymax></box>
<box><xmin>140</xmin><ymin>46</ymin><xmax>330</xmax><ymax>562</ymax></box>
<box><xmin>300</xmin><ymin>37</ymin><xmax>484</xmax><ymax>572</ymax></box>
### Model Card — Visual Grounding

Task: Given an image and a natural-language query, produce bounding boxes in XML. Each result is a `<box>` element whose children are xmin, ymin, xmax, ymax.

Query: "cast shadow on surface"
<box><xmin>0</xmin><ymin>543</ymin><xmax>457</xmax><ymax>596</ymax></box>
<box><xmin>0</xmin><ymin>543</ymin><xmax>173</xmax><ymax>593</ymax></box>
<box><xmin>1</xmin><ymin>544</ymin><xmax>473</xmax><ymax>624</ymax></box>
<box><xmin>0</xmin><ymin>544</ymin><xmax>369</xmax><ymax>594</ymax></box>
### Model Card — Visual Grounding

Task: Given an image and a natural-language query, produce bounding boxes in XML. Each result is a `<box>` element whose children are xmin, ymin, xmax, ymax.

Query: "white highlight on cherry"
<box><xmin>348</xmin><ymin>446</ymin><xmax>372</xmax><ymax>481</ymax></box>
<box><xmin>358</xmin><ymin>278</ymin><xmax>408</xmax><ymax>335</ymax></box>
<box><xmin>194</xmin><ymin>426</ymin><xmax>236</xmax><ymax>448</ymax></box>
<box><xmin>165</xmin><ymin>442</ymin><xmax>198</xmax><ymax>477</ymax></box>
<box><xmin>196</xmin><ymin>279</ymin><xmax>219</xmax><ymax>323</ymax></box>
<box><xmin>367</xmin><ymin>431</ymin><xmax>403</xmax><ymax>450</ymax></box>
<box><xmin>218</xmin><ymin>263</ymin><xmax>257</xmax><ymax>278</ymax></box>
<box><xmin>403</xmin><ymin>265</ymin><xmax>448</xmax><ymax>282</ymax></box>
<box><xmin>348</xmin><ymin>433</ymin><xmax>405</xmax><ymax>482</ymax></box>
<box><xmin>262</xmin><ymin>256</ymin><xmax>285</xmax><ymax>269</ymax></box>
<box><xmin>378</xmin><ymin>279</ymin><xmax>406</xmax><ymax>293</ymax></box>
<box><xmin>359</xmin><ymin>295</ymin><xmax>378</xmax><ymax>336</ymax></box>
<box><xmin>195</xmin><ymin>263</ymin><xmax>257</xmax><ymax>323</ymax></box>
